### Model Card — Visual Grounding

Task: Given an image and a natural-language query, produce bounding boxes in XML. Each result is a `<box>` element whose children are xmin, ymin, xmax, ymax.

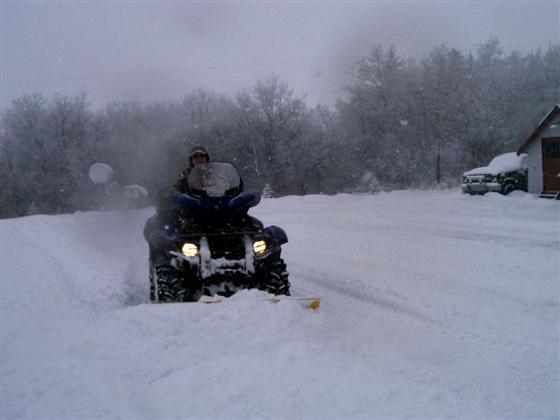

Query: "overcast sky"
<box><xmin>2</xmin><ymin>1</ymin><xmax>559</xmax><ymax>110</ymax></box>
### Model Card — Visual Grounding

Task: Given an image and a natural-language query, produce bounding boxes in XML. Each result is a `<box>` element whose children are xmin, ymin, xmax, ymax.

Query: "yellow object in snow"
<box><xmin>194</xmin><ymin>296</ymin><xmax>321</xmax><ymax>310</ymax></box>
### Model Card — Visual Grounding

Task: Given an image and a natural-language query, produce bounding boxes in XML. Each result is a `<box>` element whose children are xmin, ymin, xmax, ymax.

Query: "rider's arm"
<box><xmin>173</xmin><ymin>170</ymin><xmax>189</xmax><ymax>192</ymax></box>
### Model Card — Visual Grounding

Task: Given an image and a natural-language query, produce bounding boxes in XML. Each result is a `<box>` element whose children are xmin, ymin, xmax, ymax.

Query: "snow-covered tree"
<box><xmin>234</xmin><ymin>76</ymin><xmax>308</xmax><ymax>193</ymax></box>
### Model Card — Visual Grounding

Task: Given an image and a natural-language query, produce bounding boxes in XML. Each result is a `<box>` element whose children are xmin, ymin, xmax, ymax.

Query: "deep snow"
<box><xmin>1</xmin><ymin>190</ymin><xmax>559</xmax><ymax>419</ymax></box>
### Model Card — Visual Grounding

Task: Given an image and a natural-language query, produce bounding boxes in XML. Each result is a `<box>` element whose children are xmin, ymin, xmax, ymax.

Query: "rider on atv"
<box><xmin>143</xmin><ymin>145</ymin><xmax>211</xmax><ymax>268</ymax></box>
<box><xmin>143</xmin><ymin>145</ymin><xmax>288</xmax><ymax>302</ymax></box>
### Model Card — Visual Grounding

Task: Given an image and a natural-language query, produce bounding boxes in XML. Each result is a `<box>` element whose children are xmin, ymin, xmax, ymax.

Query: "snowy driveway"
<box><xmin>2</xmin><ymin>190</ymin><xmax>558</xmax><ymax>418</ymax></box>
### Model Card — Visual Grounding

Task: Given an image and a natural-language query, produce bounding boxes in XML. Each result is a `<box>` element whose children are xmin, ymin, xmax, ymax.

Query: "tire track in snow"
<box><xmin>10</xmin><ymin>222</ymin><xmax>94</xmax><ymax>311</ymax></box>
<box><xmin>291</xmin><ymin>266</ymin><xmax>552</xmax><ymax>359</ymax></box>
<box><xmin>11</xmin><ymin>216</ymin><xmax>132</xmax><ymax>314</ymax></box>
<box><xmin>293</xmin><ymin>269</ymin><xmax>556</xmax><ymax>409</ymax></box>
<box><xmin>295</xmin><ymin>269</ymin><xmax>440</xmax><ymax>326</ymax></box>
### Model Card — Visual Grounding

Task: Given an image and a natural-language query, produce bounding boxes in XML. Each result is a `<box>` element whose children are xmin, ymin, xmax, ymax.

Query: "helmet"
<box><xmin>189</xmin><ymin>145</ymin><xmax>210</xmax><ymax>165</ymax></box>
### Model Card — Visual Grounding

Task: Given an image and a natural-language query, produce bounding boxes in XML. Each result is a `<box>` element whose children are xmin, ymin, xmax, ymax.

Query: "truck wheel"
<box><xmin>503</xmin><ymin>183</ymin><xmax>515</xmax><ymax>195</ymax></box>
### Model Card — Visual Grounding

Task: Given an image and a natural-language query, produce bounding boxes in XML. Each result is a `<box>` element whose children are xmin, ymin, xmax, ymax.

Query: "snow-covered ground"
<box><xmin>2</xmin><ymin>190</ymin><xmax>559</xmax><ymax>419</ymax></box>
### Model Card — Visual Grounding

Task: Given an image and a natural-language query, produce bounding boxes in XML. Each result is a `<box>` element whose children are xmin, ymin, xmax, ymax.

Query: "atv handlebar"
<box><xmin>168</xmin><ymin>192</ymin><xmax>261</xmax><ymax>212</ymax></box>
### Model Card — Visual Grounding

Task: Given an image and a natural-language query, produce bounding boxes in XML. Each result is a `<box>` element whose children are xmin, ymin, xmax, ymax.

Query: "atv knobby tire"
<box><xmin>150</xmin><ymin>263</ymin><xmax>187</xmax><ymax>303</ymax></box>
<box><xmin>260</xmin><ymin>258</ymin><xmax>291</xmax><ymax>296</ymax></box>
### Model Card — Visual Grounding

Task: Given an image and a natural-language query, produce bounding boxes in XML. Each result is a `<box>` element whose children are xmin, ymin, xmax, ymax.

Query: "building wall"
<box><xmin>526</xmin><ymin>113</ymin><xmax>560</xmax><ymax>194</ymax></box>
<box><xmin>527</xmin><ymin>137</ymin><xmax>543</xmax><ymax>194</ymax></box>
<box><xmin>526</xmin><ymin>140</ymin><xmax>542</xmax><ymax>194</ymax></box>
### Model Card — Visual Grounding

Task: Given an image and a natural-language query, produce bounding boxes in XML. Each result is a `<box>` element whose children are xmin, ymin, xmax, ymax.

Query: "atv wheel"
<box><xmin>149</xmin><ymin>262</ymin><xmax>156</xmax><ymax>302</ymax></box>
<box><xmin>150</xmin><ymin>264</ymin><xmax>184</xmax><ymax>302</ymax></box>
<box><xmin>260</xmin><ymin>258</ymin><xmax>291</xmax><ymax>296</ymax></box>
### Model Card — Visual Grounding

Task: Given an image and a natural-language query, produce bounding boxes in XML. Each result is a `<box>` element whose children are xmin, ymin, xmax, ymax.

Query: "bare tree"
<box><xmin>234</xmin><ymin>76</ymin><xmax>308</xmax><ymax>193</ymax></box>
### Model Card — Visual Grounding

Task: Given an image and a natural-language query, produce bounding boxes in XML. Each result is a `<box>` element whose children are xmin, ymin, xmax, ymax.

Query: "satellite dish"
<box><xmin>89</xmin><ymin>163</ymin><xmax>114</xmax><ymax>185</ymax></box>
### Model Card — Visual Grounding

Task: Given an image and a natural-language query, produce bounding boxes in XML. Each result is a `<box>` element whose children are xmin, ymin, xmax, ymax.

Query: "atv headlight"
<box><xmin>181</xmin><ymin>242</ymin><xmax>199</xmax><ymax>257</ymax></box>
<box><xmin>253</xmin><ymin>240</ymin><xmax>267</xmax><ymax>255</ymax></box>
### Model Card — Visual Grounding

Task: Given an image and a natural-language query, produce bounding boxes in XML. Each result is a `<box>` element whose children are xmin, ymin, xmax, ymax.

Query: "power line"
<box><xmin>3</xmin><ymin>41</ymin><xmax>555</xmax><ymax>87</ymax></box>
<box><xmin>3</xmin><ymin>56</ymin><xmax>359</xmax><ymax>86</ymax></box>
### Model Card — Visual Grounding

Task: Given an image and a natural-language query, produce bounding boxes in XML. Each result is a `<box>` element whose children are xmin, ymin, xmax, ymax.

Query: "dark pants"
<box><xmin>143</xmin><ymin>215</ymin><xmax>172</xmax><ymax>266</ymax></box>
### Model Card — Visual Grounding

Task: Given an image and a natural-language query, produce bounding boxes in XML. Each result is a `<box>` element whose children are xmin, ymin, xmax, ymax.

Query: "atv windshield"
<box><xmin>187</xmin><ymin>162</ymin><xmax>241</xmax><ymax>198</ymax></box>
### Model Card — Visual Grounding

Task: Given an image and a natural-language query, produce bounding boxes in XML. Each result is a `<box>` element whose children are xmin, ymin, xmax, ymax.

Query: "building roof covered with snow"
<box><xmin>517</xmin><ymin>104</ymin><xmax>560</xmax><ymax>196</ymax></box>
<box><xmin>517</xmin><ymin>104</ymin><xmax>560</xmax><ymax>155</ymax></box>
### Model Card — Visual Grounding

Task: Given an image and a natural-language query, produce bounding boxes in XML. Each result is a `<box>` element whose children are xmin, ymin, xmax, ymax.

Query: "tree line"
<box><xmin>1</xmin><ymin>38</ymin><xmax>559</xmax><ymax>218</ymax></box>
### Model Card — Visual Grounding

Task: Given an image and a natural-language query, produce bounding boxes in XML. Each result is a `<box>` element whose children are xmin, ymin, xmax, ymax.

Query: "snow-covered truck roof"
<box><xmin>463</xmin><ymin>152</ymin><xmax>528</xmax><ymax>176</ymax></box>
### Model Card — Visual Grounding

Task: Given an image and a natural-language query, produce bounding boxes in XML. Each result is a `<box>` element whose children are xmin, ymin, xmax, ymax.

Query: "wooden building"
<box><xmin>517</xmin><ymin>104</ymin><xmax>560</xmax><ymax>198</ymax></box>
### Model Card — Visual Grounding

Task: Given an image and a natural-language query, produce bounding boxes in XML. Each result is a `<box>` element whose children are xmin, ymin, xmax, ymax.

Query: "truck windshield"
<box><xmin>187</xmin><ymin>162</ymin><xmax>241</xmax><ymax>197</ymax></box>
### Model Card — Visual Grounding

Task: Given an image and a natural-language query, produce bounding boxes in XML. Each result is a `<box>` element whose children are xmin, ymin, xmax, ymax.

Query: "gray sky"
<box><xmin>2</xmin><ymin>1</ymin><xmax>559</xmax><ymax>110</ymax></box>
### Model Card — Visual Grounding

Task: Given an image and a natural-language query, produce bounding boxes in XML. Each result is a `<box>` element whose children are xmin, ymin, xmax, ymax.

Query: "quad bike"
<box><xmin>148</xmin><ymin>161</ymin><xmax>290</xmax><ymax>303</ymax></box>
